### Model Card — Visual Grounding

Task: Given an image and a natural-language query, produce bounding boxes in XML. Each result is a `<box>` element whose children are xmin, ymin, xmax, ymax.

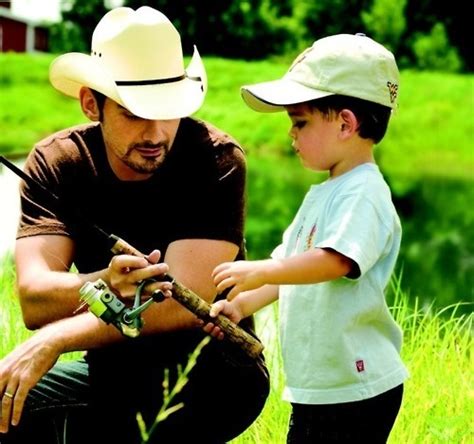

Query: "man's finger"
<box><xmin>10</xmin><ymin>384</ymin><xmax>28</xmax><ymax>427</ymax></box>
<box><xmin>0</xmin><ymin>387</ymin><xmax>16</xmax><ymax>432</ymax></box>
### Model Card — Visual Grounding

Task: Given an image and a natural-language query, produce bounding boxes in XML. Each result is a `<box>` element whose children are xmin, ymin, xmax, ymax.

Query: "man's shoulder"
<box><xmin>35</xmin><ymin>122</ymin><xmax>100</xmax><ymax>152</ymax></box>
<box><xmin>26</xmin><ymin>122</ymin><xmax>101</xmax><ymax>176</ymax></box>
<box><xmin>182</xmin><ymin>117</ymin><xmax>244</xmax><ymax>154</ymax></box>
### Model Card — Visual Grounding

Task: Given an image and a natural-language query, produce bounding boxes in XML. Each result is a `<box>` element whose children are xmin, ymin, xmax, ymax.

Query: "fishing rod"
<box><xmin>0</xmin><ymin>155</ymin><xmax>264</xmax><ymax>359</ymax></box>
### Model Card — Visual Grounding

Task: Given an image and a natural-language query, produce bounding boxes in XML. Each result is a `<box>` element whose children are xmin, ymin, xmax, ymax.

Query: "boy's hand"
<box><xmin>212</xmin><ymin>260</ymin><xmax>269</xmax><ymax>300</ymax></box>
<box><xmin>202</xmin><ymin>300</ymin><xmax>244</xmax><ymax>340</ymax></box>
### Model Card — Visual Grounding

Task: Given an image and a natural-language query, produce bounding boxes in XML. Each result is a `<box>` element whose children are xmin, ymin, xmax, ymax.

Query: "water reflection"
<box><xmin>0</xmin><ymin>159</ymin><xmax>24</xmax><ymax>257</ymax></box>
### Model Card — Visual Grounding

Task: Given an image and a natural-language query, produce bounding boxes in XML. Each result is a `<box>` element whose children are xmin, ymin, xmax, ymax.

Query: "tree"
<box><xmin>361</xmin><ymin>0</ymin><xmax>407</xmax><ymax>53</ymax></box>
<box><xmin>411</xmin><ymin>23</ymin><xmax>462</xmax><ymax>72</ymax></box>
<box><xmin>403</xmin><ymin>0</ymin><xmax>470</xmax><ymax>70</ymax></box>
<box><xmin>123</xmin><ymin>0</ymin><xmax>290</xmax><ymax>58</ymax></box>
<box><xmin>46</xmin><ymin>0</ymin><xmax>471</xmax><ymax>70</ymax></box>
<box><xmin>49</xmin><ymin>0</ymin><xmax>109</xmax><ymax>53</ymax></box>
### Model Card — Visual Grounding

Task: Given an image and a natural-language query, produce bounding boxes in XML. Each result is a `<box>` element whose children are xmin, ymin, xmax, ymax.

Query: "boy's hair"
<box><xmin>309</xmin><ymin>95</ymin><xmax>391</xmax><ymax>144</ymax></box>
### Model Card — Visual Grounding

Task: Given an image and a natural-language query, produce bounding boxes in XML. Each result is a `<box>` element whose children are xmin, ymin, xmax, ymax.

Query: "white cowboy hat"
<box><xmin>49</xmin><ymin>6</ymin><xmax>207</xmax><ymax>120</ymax></box>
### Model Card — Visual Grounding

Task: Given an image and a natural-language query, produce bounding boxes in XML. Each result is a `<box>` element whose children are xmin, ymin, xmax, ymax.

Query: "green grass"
<box><xmin>2</xmin><ymin>55</ymin><xmax>472</xmax><ymax>307</ymax></box>
<box><xmin>1</xmin><ymin>260</ymin><xmax>472</xmax><ymax>443</ymax></box>
<box><xmin>1</xmin><ymin>53</ymin><xmax>473</xmax><ymax>441</ymax></box>
<box><xmin>233</xmin><ymin>277</ymin><xmax>474</xmax><ymax>443</ymax></box>
<box><xmin>1</xmin><ymin>53</ymin><xmax>473</xmax><ymax>183</ymax></box>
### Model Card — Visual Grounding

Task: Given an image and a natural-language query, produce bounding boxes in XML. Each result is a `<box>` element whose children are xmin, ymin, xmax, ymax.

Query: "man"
<box><xmin>0</xmin><ymin>6</ymin><xmax>269</xmax><ymax>443</ymax></box>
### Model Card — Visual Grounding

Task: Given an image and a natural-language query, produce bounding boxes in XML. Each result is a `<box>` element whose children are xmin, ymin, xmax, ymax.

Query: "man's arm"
<box><xmin>16</xmin><ymin>235</ymin><xmax>239</xmax><ymax>333</ymax></box>
<box><xmin>1</xmin><ymin>235</ymin><xmax>239</xmax><ymax>432</ymax></box>
<box><xmin>15</xmin><ymin>235</ymin><xmax>171</xmax><ymax>329</ymax></box>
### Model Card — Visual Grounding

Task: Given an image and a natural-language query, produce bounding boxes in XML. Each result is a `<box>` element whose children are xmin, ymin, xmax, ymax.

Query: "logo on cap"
<box><xmin>288</xmin><ymin>47</ymin><xmax>313</xmax><ymax>72</ymax></box>
<box><xmin>387</xmin><ymin>81</ymin><xmax>399</xmax><ymax>104</ymax></box>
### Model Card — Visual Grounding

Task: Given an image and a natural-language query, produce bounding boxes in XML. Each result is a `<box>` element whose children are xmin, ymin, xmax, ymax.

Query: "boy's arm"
<box><xmin>266</xmin><ymin>248</ymin><xmax>353</xmax><ymax>284</ymax></box>
<box><xmin>214</xmin><ymin>248</ymin><xmax>353</xmax><ymax>299</ymax></box>
<box><xmin>231</xmin><ymin>284</ymin><xmax>279</xmax><ymax>319</ymax></box>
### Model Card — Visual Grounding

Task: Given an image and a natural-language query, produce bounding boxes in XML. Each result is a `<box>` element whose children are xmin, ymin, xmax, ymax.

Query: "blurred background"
<box><xmin>0</xmin><ymin>0</ymin><xmax>472</xmax><ymax>314</ymax></box>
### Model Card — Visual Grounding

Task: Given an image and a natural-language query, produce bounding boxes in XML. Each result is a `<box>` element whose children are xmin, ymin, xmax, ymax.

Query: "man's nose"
<box><xmin>142</xmin><ymin>119</ymin><xmax>164</xmax><ymax>144</ymax></box>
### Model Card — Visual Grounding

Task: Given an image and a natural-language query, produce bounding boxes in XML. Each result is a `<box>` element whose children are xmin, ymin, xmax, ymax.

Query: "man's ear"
<box><xmin>79</xmin><ymin>87</ymin><xmax>101</xmax><ymax>121</ymax></box>
<box><xmin>339</xmin><ymin>109</ymin><xmax>358</xmax><ymax>138</ymax></box>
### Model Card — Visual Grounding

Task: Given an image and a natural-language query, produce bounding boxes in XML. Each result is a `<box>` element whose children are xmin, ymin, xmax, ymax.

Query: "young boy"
<box><xmin>204</xmin><ymin>34</ymin><xmax>409</xmax><ymax>443</ymax></box>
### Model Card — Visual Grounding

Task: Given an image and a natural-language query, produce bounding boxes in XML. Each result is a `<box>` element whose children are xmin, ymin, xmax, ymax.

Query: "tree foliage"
<box><xmin>362</xmin><ymin>0</ymin><xmax>407</xmax><ymax>53</ymax></box>
<box><xmin>48</xmin><ymin>0</ymin><xmax>471</xmax><ymax>71</ymax></box>
<box><xmin>411</xmin><ymin>23</ymin><xmax>462</xmax><ymax>72</ymax></box>
<box><xmin>49</xmin><ymin>0</ymin><xmax>108</xmax><ymax>53</ymax></box>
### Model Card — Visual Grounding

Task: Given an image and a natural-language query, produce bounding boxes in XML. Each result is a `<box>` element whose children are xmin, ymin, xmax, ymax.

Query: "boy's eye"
<box><xmin>292</xmin><ymin>121</ymin><xmax>306</xmax><ymax>129</ymax></box>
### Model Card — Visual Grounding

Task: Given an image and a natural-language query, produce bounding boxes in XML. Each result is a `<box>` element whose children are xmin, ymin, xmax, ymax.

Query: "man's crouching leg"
<box><xmin>1</xmin><ymin>359</ymin><xmax>92</xmax><ymax>444</ymax></box>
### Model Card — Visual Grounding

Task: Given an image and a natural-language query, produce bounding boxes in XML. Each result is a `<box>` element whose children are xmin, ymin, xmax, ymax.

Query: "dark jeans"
<box><xmin>287</xmin><ymin>384</ymin><xmax>404</xmax><ymax>443</ymax></box>
<box><xmin>0</xmin><ymin>360</ymin><xmax>91</xmax><ymax>444</ymax></box>
<box><xmin>1</xmin><ymin>344</ymin><xmax>269</xmax><ymax>444</ymax></box>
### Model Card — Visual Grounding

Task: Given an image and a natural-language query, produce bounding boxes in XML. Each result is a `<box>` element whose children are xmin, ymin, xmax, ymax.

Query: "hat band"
<box><xmin>116</xmin><ymin>74</ymin><xmax>201</xmax><ymax>86</ymax></box>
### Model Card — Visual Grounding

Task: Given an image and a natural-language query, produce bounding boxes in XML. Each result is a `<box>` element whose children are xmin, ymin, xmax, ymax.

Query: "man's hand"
<box><xmin>0</xmin><ymin>325</ymin><xmax>63</xmax><ymax>433</ymax></box>
<box><xmin>106</xmin><ymin>249</ymin><xmax>172</xmax><ymax>300</ymax></box>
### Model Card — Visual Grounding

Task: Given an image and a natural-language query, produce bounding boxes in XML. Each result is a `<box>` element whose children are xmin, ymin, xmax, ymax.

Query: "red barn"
<box><xmin>0</xmin><ymin>1</ymin><xmax>49</xmax><ymax>52</ymax></box>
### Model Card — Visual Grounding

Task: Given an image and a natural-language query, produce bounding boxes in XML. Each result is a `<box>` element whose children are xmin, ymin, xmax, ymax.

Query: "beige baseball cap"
<box><xmin>241</xmin><ymin>33</ymin><xmax>399</xmax><ymax>112</ymax></box>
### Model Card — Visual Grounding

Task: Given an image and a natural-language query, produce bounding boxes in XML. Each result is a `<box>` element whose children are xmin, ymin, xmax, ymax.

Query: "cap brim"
<box><xmin>49</xmin><ymin>48</ymin><xmax>206</xmax><ymax>120</ymax></box>
<box><xmin>241</xmin><ymin>78</ymin><xmax>334</xmax><ymax>112</ymax></box>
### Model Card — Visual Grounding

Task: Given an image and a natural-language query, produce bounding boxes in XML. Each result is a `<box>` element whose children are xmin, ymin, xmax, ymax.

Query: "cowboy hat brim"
<box><xmin>49</xmin><ymin>47</ymin><xmax>206</xmax><ymax>120</ymax></box>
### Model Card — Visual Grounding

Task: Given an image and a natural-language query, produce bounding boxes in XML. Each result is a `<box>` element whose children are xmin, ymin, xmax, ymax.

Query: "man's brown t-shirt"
<box><xmin>18</xmin><ymin>117</ymin><xmax>246</xmax><ymax>272</ymax></box>
<box><xmin>18</xmin><ymin>115</ymin><xmax>249</xmax><ymax>361</ymax></box>
<box><xmin>16</xmin><ymin>117</ymin><xmax>269</xmax><ymax>440</ymax></box>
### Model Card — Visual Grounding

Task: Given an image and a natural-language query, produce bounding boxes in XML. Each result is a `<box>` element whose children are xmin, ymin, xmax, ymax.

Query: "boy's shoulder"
<box><xmin>339</xmin><ymin>163</ymin><xmax>385</xmax><ymax>187</ymax></box>
<box><xmin>329</xmin><ymin>163</ymin><xmax>393</xmax><ymax>203</ymax></box>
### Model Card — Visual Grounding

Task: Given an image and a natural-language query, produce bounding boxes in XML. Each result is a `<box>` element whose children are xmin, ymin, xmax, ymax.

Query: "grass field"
<box><xmin>0</xmin><ymin>260</ymin><xmax>472</xmax><ymax>443</ymax></box>
<box><xmin>1</xmin><ymin>53</ymin><xmax>473</xmax><ymax>442</ymax></box>
<box><xmin>1</xmin><ymin>53</ymin><xmax>473</xmax><ymax>309</ymax></box>
<box><xmin>1</xmin><ymin>53</ymin><xmax>473</xmax><ymax>183</ymax></box>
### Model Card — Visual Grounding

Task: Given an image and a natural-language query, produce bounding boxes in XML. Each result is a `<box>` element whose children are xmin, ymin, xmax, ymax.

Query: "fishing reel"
<box><xmin>79</xmin><ymin>278</ymin><xmax>164</xmax><ymax>338</ymax></box>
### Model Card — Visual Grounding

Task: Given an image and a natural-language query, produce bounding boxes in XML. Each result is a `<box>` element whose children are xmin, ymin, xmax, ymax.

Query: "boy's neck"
<box><xmin>329</xmin><ymin>143</ymin><xmax>375</xmax><ymax>178</ymax></box>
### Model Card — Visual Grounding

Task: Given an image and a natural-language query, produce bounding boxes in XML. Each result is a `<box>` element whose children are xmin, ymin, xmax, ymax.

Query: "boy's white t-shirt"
<box><xmin>272</xmin><ymin>163</ymin><xmax>409</xmax><ymax>404</ymax></box>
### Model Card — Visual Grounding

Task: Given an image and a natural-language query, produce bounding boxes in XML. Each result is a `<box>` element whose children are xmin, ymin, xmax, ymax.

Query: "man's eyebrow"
<box><xmin>118</xmin><ymin>105</ymin><xmax>139</xmax><ymax>116</ymax></box>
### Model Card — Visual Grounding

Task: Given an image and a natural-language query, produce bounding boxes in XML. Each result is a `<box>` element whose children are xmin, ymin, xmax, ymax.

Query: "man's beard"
<box><xmin>122</xmin><ymin>143</ymin><xmax>169</xmax><ymax>174</ymax></box>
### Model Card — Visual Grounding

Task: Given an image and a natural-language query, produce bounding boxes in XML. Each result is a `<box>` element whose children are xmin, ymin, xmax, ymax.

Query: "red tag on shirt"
<box><xmin>356</xmin><ymin>360</ymin><xmax>365</xmax><ymax>372</ymax></box>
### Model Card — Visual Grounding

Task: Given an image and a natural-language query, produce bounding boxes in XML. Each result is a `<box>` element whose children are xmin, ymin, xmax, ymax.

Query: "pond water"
<box><xmin>1</xmin><ymin>158</ymin><xmax>472</xmax><ymax>315</ymax></box>
<box><xmin>0</xmin><ymin>159</ymin><xmax>24</xmax><ymax>258</ymax></box>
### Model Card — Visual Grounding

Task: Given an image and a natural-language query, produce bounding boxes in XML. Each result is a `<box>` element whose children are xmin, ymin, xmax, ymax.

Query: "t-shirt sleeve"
<box><xmin>315</xmin><ymin>192</ymin><xmax>395</xmax><ymax>278</ymax></box>
<box><xmin>17</xmin><ymin>146</ymin><xmax>70</xmax><ymax>239</ymax></box>
<box><xmin>168</xmin><ymin>144</ymin><xmax>247</xmax><ymax>248</ymax></box>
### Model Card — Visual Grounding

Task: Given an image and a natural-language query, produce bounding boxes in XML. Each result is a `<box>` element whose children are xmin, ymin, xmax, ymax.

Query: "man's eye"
<box><xmin>124</xmin><ymin>112</ymin><xmax>140</xmax><ymax>120</ymax></box>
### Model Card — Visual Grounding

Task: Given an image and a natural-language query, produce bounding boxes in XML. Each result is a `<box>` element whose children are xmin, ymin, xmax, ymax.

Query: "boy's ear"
<box><xmin>339</xmin><ymin>109</ymin><xmax>358</xmax><ymax>138</ymax></box>
<box><xmin>79</xmin><ymin>87</ymin><xmax>101</xmax><ymax>121</ymax></box>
